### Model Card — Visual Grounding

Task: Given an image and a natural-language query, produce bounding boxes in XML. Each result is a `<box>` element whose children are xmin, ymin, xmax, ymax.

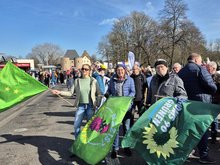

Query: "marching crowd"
<box><xmin>51</xmin><ymin>52</ymin><xmax>220</xmax><ymax>164</ymax></box>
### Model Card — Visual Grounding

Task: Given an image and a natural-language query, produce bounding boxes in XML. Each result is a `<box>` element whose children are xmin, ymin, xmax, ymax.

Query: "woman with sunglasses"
<box><xmin>52</xmin><ymin>64</ymin><xmax>101</xmax><ymax>138</ymax></box>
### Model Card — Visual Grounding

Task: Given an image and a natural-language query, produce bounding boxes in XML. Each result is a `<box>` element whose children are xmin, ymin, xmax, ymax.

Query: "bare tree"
<box><xmin>98</xmin><ymin>36</ymin><xmax>113</xmax><ymax>62</ymax></box>
<box><xmin>27</xmin><ymin>43</ymin><xmax>64</xmax><ymax>65</ymax></box>
<box><xmin>179</xmin><ymin>20</ymin><xmax>206</xmax><ymax>64</ymax></box>
<box><xmin>129</xmin><ymin>11</ymin><xmax>159</xmax><ymax>65</ymax></box>
<box><xmin>159</xmin><ymin>0</ymin><xmax>188</xmax><ymax>66</ymax></box>
<box><xmin>98</xmin><ymin>11</ymin><xmax>159</xmax><ymax>65</ymax></box>
<box><xmin>90</xmin><ymin>54</ymin><xmax>99</xmax><ymax>63</ymax></box>
<box><xmin>26</xmin><ymin>53</ymin><xmax>41</xmax><ymax>68</ymax></box>
<box><xmin>206</xmin><ymin>39</ymin><xmax>220</xmax><ymax>63</ymax></box>
<box><xmin>98</xmin><ymin>4</ymin><xmax>208</xmax><ymax>67</ymax></box>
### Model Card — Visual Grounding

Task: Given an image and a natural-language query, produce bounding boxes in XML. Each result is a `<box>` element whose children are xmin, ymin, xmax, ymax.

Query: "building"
<box><xmin>41</xmin><ymin>65</ymin><xmax>56</xmax><ymax>73</ymax></box>
<box><xmin>76</xmin><ymin>50</ymin><xmax>92</xmax><ymax>68</ymax></box>
<box><xmin>17</xmin><ymin>59</ymin><xmax>35</xmax><ymax>70</ymax></box>
<box><xmin>0</xmin><ymin>59</ymin><xmax>34</xmax><ymax>72</ymax></box>
<box><xmin>61</xmin><ymin>49</ymin><xmax>92</xmax><ymax>71</ymax></box>
<box><xmin>61</xmin><ymin>49</ymin><xmax>79</xmax><ymax>71</ymax></box>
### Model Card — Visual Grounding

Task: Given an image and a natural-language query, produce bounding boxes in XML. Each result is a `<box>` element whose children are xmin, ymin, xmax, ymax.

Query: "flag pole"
<box><xmin>48</xmin><ymin>88</ymin><xmax>74</xmax><ymax>106</ymax></box>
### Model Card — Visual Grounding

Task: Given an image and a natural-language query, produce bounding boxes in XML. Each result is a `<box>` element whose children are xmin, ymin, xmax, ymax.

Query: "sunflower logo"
<box><xmin>80</xmin><ymin>116</ymin><xmax>96</xmax><ymax>143</ymax></box>
<box><xmin>143</xmin><ymin>123</ymin><xmax>179</xmax><ymax>159</ymax></box>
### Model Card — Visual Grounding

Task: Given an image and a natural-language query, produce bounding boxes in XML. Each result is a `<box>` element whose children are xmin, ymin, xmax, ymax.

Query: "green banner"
<box><xmin>71</xmin><ymin>96</ymin><xmax>133</xmax><ymax>165</ymax></box>
<box><xmin>122</xmin><ymin>97</ymin><xmax>220</xmax><ymax>165</ymax></box>
<box><xmin>0</xmin><ymin>62</ymin><xmax>48</xmax><ymax>112</ymax></box>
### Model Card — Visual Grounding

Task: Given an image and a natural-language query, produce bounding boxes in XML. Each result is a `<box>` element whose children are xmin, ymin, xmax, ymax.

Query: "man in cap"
<box><xmin>92</xmin><ymin>64</ymin><xmax>107</xmax><ymax>95</ymax></box>
<box><xmin>146</xmin><ymin>59</ymin><xmax>187</xmax><ymax>105</ymax></box>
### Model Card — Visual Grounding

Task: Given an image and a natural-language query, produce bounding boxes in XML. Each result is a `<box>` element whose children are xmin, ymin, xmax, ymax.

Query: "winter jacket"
<box><xmin>130</xmin><ymin>73</ymin><xmax>147</xmax><ymax>101</ymax></box>
<box><xmin>92</xmin><ymin>71</ymin><xmax>105</xmax><ymax>95</ymax></box>
<box><xmin>107</xmin><ymin>74</ymin><xmax>135</xmax><ymax>97</ymax></box>
<box><xmin>146</xmin><ymin>73</ymin><xmax>187</xmax><ymax>105</ymax></box>
<box><xmin>178</xmin><ymin>61</ymin><xmax>217</xmax><ymax>103</ymax></box>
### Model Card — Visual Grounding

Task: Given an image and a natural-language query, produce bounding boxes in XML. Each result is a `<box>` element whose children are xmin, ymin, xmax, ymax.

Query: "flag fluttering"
<box><xmin>71</xmin><ymin>96</ymin><xmax>133</xmax><ymax>165</ymax></box>
<box><xmin>128</xmin><ymin>51</ymin><xmax>135</xmax><ymax>69</ymax></box>
<box><xmin>122</xmin><ymin>97</ymin><xmax>220</xmax><ymax>165</ymax></box>
<box><xmin>0</xmin><ymin>62</ymin><xmax>48</xmax><ymax>112</ymax></box>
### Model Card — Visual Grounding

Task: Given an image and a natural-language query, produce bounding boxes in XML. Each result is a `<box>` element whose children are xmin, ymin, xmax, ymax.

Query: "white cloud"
<box><xmin>145</xmin><ymin>1</ymin><xmax>154</xmax><ymax>13</ymax></box>
<box><xmin>142</xmin><ymin>1</ymin><xmax>157</xmax><ymax>17</ymax></box>
<box><xmin>99</xmin><ymin>18</ymin><xmax>119</xmax><ymax>25</ymax></box>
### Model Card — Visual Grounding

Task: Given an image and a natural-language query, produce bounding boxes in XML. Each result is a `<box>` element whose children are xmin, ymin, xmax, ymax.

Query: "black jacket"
<box><xmin>130</xmin><ymin>73</ymin><xmax>147</xmax><ymax>101</ymax></box>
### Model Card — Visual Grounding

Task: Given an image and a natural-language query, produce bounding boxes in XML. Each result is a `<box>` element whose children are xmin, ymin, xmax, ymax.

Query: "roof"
<box><xmin>64</xmin><ymin>50</ymin><xmax>79</xmax><ymax>60</ymax></box>
<box><xmin>81</xmin><ymin>50</ymin><xmax>91</xmax><ymax>60</ymax></box>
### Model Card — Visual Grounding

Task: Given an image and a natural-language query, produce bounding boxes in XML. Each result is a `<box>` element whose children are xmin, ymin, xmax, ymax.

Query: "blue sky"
<box><xmin>0</xmin><ymin>0</ymin><xmax>220</xmax><ymax>58</ymax></box>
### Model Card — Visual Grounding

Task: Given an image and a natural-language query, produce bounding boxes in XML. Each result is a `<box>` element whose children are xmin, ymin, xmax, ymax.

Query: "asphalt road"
<box><xmin>0</xmin><ymin>84</ymin><xmax>219</xmax><ymax>165</ymax></box>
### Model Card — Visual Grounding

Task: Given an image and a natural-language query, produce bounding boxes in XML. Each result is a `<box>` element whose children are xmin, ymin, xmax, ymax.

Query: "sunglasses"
<box><xmin>81</xmin><ymin>68</ymin><xmax>90</xmax><ymax>71</ymax></box>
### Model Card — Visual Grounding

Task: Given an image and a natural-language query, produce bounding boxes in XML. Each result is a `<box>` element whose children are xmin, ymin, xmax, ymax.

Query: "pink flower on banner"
<box><xmin>90</xmin><ymin>117</ymin><xmax>110</xmax><ymax>134</ymax></box>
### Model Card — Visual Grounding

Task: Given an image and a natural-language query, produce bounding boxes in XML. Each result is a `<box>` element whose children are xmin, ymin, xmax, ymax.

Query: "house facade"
<box><xmin>61</xmin><ymin>49</ymin><xmax>92</xmax><ymax>71</ymax></box>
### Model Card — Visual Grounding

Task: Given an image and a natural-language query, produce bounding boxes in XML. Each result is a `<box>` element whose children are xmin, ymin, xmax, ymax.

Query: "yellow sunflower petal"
<box><xmin>156</xmin><ymin>150</ymin><xmax>162</xmax><ymax>158</ymax></box>
<box><xmin>168</xmin><ymin>140</ymin><xmax>179</xmax><ymax>148</ymax></box>
<box><xmin>170</xmin><ymin>127</ymin><xmax>178</xmax><ymax>139</ymax></box>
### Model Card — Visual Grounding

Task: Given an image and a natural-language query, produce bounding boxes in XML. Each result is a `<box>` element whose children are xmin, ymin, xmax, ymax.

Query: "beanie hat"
<box><xmin>116</xmin><ymin>64</ymin><xmax>126</xmax><ymax>70</ymax></box>
<box><xmin>154</xmin><ymin>59</ymin><xmax>168</xmax><ymax>68</ymax></box>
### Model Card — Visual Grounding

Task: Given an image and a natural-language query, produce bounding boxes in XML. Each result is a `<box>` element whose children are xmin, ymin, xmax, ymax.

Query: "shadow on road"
<box><xmin>0</xmin><ymin>134</ymin><xmax>88</xmax><ymax>165</ymax></box>
<box><xmin>61</xmin><ymin>105</ymin><xmax>75</xmax><ymax>108</ymax></box>
<box><xmin>57</xmin><ymin>121</ymin><xmax>73</xmax><ymax>125</ymax></box>
<box><xmin>44</xmin><ymin>111</ymin><xmax>75</xmax><ymax>117</ymax></box>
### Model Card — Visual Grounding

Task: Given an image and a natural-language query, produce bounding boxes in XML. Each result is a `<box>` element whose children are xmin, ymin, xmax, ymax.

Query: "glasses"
<box><xmin>81</xmin><ymin>68</ymin><xmax>90</xmax><ymax>71</ymax></box>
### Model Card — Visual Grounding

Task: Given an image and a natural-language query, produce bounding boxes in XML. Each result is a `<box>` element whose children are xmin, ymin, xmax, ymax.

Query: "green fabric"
<box><xmin>122</xmin><ymin>97</ymin><xmax>220</xmax><ymax>165</ymax></box>
<box><xmin>71</xmin><ymin>96</ymin><xmax>133</xmax><ymax>165</ymax></box>
<box><xmin>0</xmin><ymin>61</ymin><xmax>48</xmax><ymax>112</ymax></box>
<box><xmin>79</xmin><ymin>77</ymin><xmax>91</xmax><ymax>103</ymax></box>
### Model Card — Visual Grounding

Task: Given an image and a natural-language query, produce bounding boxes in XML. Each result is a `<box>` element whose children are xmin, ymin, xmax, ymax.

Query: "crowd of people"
<box><xmin>51</xmin><ymin>52</ymin><xmax>220</xmax><ymax>164</ymax></box>
<box><xmin>30</xmin><ymin>68</ymin><xmax>81</xmax><ymax>89</ymax></box>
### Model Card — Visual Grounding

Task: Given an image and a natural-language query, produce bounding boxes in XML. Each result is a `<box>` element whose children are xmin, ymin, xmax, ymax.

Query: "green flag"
<box><xmin>122</xmin><ymin>97</ymin><xmax>220</xmax><ymax>165</ymax></box>
<box><xmin>70</xmin><ymin>96</ymin><xmax>133</xmax><ymax>165</ymax></box>
<box><xmin>0</xmin><ymin>62</ymin><xmax>48</xmax><ymax>112</ymax></box>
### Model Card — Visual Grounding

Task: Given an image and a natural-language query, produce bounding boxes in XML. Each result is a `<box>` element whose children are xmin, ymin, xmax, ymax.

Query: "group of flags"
<box><xmin>71</xmin><ymin>97</ymin><xmax>220</xmax><ymax>165</ymax></box>
<box><xmin>1</xmin><ymin>61</ymin><xmax>220</xmax><ymax>165</ymax></box>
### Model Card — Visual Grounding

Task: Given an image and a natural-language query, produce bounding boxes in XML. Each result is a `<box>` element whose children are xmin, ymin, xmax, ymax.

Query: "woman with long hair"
<box><xmin>52</xmin><ymin>64</ymin><xmax>101</xmax><ymax>138</ymax></box>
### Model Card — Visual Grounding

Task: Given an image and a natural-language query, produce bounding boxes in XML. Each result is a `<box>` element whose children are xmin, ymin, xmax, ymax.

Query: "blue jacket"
<box><xmin>107</xmin><ymin>74</ymin><xmax>135</xmax><ymax>97</ymax></box>
<box><xmin>178</xmin><ymin>62</ymin><xmax>217</xmax><ymax>102</ymax></box>
<box><xmin>92</xmin><ymin>72</ymin><xmax>105</xmax><ymax>95</ymax></box>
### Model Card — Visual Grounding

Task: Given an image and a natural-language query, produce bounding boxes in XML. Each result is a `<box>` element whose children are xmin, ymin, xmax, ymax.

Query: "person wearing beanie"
<box><xmin>105</xmin><ymin>63</ymin><xmax>135</xmax><ymax>159</ymax></box>
<box><xmin>154</xmin><ymin>59</ymin><xmax>168</xmax><ymax>68</ymax></box>
<box><xmin>115</xmin><ymin>64</ymin><xmax>126</xmax><ymax>70</ymax></box>
<box><xmin>146</xmin><ymin>59</ymin><xmax>187</xmax><ymax>105</ymax></box>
